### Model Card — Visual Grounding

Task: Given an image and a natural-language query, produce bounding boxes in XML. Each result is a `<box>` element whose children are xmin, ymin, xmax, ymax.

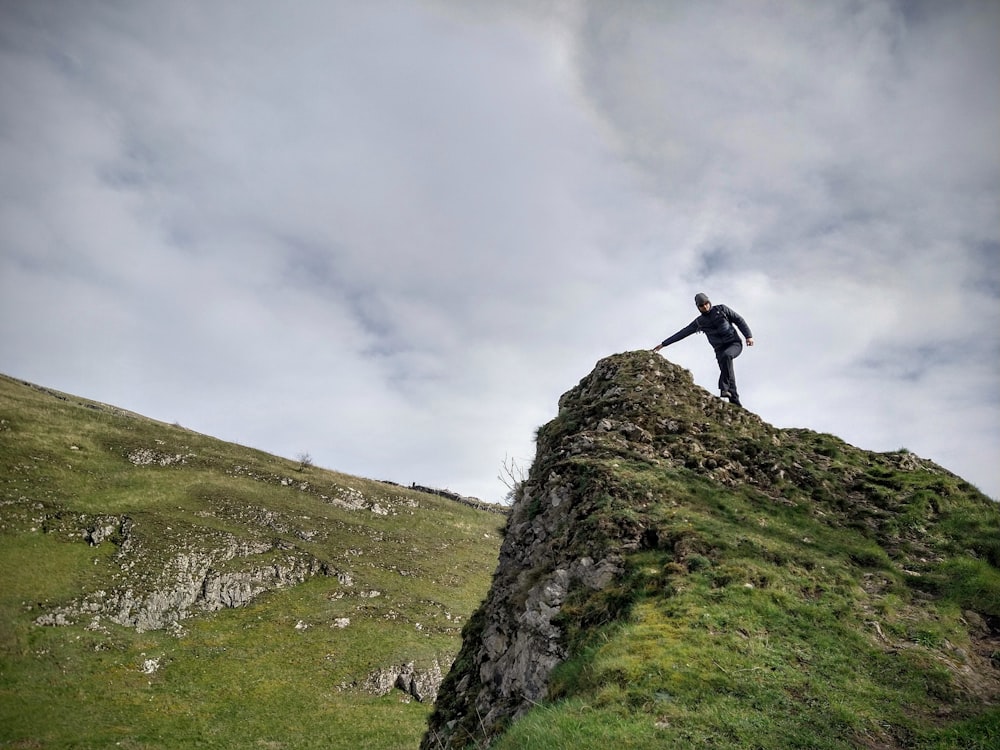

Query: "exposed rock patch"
<box><xmin>32</xmin><ymin>512</ymin><xmax>331</xmax><ymax>632</ymax></box>
<box><xmin>128</xmin><ymin>448</ymin><xmax>194</xmax><ymax>466</ymax></box>
<box><xmin>363</xmin><ymin>660</ymin><xmax>446</xmax><ymax>703</ymax></box>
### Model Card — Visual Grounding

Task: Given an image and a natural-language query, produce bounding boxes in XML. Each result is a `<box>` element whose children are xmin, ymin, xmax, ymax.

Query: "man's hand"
<box><xmin>652</xmin><ymin>344</ymin><xmax>663</xmax><ymax>352</ymax></box>
<box><xmin>746</xmin><ymin>337</ymin><xmax>755</xmax><ymax>347</ymax></box>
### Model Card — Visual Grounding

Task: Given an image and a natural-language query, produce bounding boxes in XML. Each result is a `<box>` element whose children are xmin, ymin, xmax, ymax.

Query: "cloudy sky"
<box><xmin>2</xmin><ymin>0</ymin><xmax>998</xmax><ymax>503</ymax></box>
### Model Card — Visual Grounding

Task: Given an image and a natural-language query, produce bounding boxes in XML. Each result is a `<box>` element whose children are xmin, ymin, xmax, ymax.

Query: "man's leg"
<box><xmin>716</xmin><ymin>341</ymin><xmax>743</xmax><ymax>404</ymax></box>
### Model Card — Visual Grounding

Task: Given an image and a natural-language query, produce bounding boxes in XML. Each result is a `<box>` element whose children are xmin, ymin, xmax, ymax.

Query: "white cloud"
<box><xmin>1</xmin><ymin>0</ymin><xmax>997</xmax><ymax>501</ymax></box>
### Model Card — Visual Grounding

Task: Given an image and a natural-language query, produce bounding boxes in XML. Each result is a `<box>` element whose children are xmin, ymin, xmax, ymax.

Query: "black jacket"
<box><xmin>661</xmin><ymin>304</ymin><xmax>752</xmax><ymax>352</ymax></box>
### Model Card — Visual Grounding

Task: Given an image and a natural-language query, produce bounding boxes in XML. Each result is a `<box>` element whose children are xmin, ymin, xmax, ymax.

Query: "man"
<box><xmin>652</xmin><ymin>292</ymin><xmax>755</xmax><ymax>406</ymax></box>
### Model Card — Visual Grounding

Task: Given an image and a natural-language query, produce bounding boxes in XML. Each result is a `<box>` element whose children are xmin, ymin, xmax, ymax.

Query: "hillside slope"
<box><xmin>424</xmin><ymin>351</ymin><xmax>1000</xmax><ymax>750</ymax></box>
<box><xmin>0</xmin><ymin>374</ymin><xmax>504</xmax><ymax>749</ymax></box>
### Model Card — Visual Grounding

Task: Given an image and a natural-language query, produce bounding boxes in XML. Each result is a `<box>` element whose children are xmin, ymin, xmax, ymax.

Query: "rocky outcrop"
<box><xmin>363</xmin><ymin>660</ymin><xmax>446</xmax><ymax>703</ymax></box>
<box><xmin>421</xmin><ymin>351</ymin><xmax>999</xmax><ymax>749</ymax></box>
<box><xmin>424</xmin><ymin>352</ymin><xmax>682</xmax><ymax>747</ymax></box>
<box><xmin>101</xmin><ymin>544</ymin><xmax>329</xmax><ymax>631</ymax></box>
<box><xmin>33</xmin><ymin>513</ymin><xmax>330</xmax><ymax>632</ymax></box>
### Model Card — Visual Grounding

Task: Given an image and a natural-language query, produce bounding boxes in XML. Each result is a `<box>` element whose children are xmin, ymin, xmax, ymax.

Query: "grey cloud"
<box><xmin>1</xmin><ymin>0</ymin><xmax>997</xmax><ymax>500</ymax></box>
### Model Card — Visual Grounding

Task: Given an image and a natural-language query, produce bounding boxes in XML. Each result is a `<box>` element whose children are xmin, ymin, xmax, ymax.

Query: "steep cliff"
<box><xmin>423</xmin><ymin>351</ymin><xmax>1000</xmax><ymax>749</ymax></box>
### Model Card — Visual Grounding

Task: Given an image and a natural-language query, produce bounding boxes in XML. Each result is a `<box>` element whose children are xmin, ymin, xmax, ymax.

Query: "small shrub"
<box><xmin>686</xmin><ymin>554</ymin><xmax>712</xmax><ymax>572</ymax></box>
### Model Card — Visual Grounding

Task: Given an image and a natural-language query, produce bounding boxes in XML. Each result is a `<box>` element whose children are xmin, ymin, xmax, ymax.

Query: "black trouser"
<box><xmin>715</xmin><ymin>340</ymin><xmax>743</xmax><ymax>402</ymax></box>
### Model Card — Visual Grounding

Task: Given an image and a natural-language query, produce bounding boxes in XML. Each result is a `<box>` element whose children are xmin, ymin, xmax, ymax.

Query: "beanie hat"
<box><xmin>694</xmin><ymin>292</ymin><xmax>710</xmax><ymax>306</ymax></box>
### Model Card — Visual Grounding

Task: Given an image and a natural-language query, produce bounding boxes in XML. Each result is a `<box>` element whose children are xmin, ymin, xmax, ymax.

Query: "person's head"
<box><xmin>694</xmin><ymin>292</ymin><xmax>711</xmax><ymax>312</ymax></box>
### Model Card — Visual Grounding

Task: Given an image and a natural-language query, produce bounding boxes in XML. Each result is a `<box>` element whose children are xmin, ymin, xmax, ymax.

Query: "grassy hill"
<box><xmin>4</xmin><ymin>354</ymin><xmax>999</xmax><ymax>750</ymax></box>
<box><xmin>425</xmin><ymin>351</ymin><xmax>1000</xmax><ymax>750</ymax></box>
<box><xmin>0</xmin><ymin>374</ymin><xmax>505</xmax><ymax>749</ymax></box>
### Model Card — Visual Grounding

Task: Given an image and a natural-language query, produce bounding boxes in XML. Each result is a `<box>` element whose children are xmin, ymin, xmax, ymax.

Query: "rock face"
<box><xmin>364</xmin><ymin>660</ymin><xmax>446</xmax><ymax>703</ymax></box>
<box><xmin>424</xmin><ymin>352</ymin><xmax>731</xmax><ymax>747</ymax></box>
<box><xmin>34</xmin><ymin>513</ymin><xmax>330</xmax><ymax>632</ymax></box>
<box><xmin>422</xmin><ymin>351</ymin><xmax>999</xmax><ymax>749</ymax></box>
<box><xmin>102</xmin><ymin>540</ymin><xmax>329</xmax><ymax>632</ymax></box>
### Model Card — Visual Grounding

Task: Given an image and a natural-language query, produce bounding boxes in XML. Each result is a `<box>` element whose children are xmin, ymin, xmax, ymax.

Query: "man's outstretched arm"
<box><xmin>652</xmin><ymin>320</ymin><xmax>699</xmax><ymax>351</ymax></box>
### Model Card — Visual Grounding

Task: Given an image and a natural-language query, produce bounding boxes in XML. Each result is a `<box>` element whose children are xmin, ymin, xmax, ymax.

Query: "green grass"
<box><xmin>0</xmin><ymin>589</ymin><xmax>439</xmax><ymax>748</ymax></box>
<box><xmin>491</xmin><ymin>467</ymin><xmax>1000</xmax><ymax>749</ymax></box>
<box><xmin>499</xmin><ymin>524</ymin><xmax>998</xmax><ymax>750</ymax></box>
<box><xmin>0</xmin><ymin>374</ymin><xmax>504</xmax><ymax>748</ymax></box>
<box><xmin>8</xmin><ymin>353</ymin><xmax>1000</xmax><ymax>750</ymax></box>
